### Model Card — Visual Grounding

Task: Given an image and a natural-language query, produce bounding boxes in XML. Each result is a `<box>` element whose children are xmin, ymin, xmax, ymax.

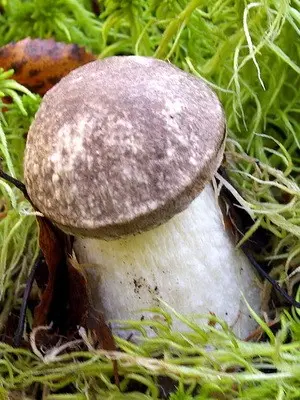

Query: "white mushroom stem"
<box><xmin>74</xmin><ymin>184</ymin><xmax>261</xmax><ymax>339</ymax></box>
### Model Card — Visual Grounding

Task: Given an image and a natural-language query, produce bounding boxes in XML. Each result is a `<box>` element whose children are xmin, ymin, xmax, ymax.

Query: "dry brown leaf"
<box><xmin>34</xmin><ymin>217</ymin><xmax>89</xmax><ymax>332</ymax></box>
<box><xmin>34</xmin><ymin>217</ymin><xmax>117</xmax><ymax>371</ymax></box>
<box><xmin>0</xmin><ymin>38</ymin><xmax>96</xmax><ymax>95</ymax></box>
<box><xmin>69</xmin><ymin>256</ymin><xmax>119</xmax><ymax>383</ymax></box>
<box><xmin>34</xmin><ymin>216</ymin><xmax>66</xmax><ymax>327</ymax></box>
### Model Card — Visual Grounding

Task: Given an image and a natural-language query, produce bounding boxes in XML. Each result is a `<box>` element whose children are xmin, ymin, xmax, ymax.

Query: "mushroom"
<box><xmin>24</xmin><ymin>56</ymin><xmax>261</xmax><ymax>338</ymax></box>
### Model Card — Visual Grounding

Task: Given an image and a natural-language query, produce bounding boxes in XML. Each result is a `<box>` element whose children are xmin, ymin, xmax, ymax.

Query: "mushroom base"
<box><xmin>74</xmin><ymin>184</ymin><xmax>261</xmax><ymax>339</ymax></box>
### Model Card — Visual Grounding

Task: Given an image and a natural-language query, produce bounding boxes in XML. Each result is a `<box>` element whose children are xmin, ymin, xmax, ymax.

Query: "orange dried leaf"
<box><xmin>34</xmin><ymin>217</ymin><xmax>89</xmax><ymax>331</ymax></box>
<box><xmin>70</xmin><ymin>257</ymin><xmax>118</xmax><ymax>382</ymax></box>
<box><xmin>34</xmin><ymin>217</ymin><xmax>65</xmax><ymax>327</ymax></box>
<box><xmin>0</xmin><ymin>38</ymin><xmax>96</xmax><ymax>95</ymax></box>
<box><xmin>70</xmin><ymin>257</ymin><xmax>118</xmax><ymax>353</ymax></box>
<box><xmin>34</xmin><ymin>218</ymin><xmax>116</xmax><ymax>361</ymax></box>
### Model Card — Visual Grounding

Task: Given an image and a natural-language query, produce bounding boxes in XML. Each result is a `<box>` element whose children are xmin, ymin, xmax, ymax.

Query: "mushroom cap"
<box><xmin>24</xmin><ymin>56</ymin><xmax>226</xmax><ymax>239</ymax></box>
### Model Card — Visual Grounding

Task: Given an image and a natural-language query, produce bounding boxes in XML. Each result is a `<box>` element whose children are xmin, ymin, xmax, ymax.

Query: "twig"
<box><xmin>218</xmin><ymin>166</ymin><xmax>300</xmax><ymax>308</ymax></box>
<box><xmin>242</xmin><ymin>244</ymin><xmax>300</xmax><ymax>308</ymax></box>
<box><xmin>13</xmin><ymin>251</ymin><xmax>44</xmax><ymax>347</ymax></box>
<box><xmin>0</xmin><ymin>167</ymin><xmax>30</xmax><ymax>201</ymax></box>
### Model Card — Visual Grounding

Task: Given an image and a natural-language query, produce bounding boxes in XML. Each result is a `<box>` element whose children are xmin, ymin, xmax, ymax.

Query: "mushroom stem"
<box><xmin>74</xmin><ymin>184</ymin><xmax>260</xmax><ymax>339</ymax></box>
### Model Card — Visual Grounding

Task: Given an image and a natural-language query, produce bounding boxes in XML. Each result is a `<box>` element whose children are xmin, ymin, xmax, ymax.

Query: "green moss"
<box><xmin>1</xmin><ymin>308</ymin><xmax>300</xmax><ymax>398</ymax></box>
<box><xmin>0</xmin><ymin>69</ymin><xmax>40</xmax><ymax>332</ymax></box>
<box><xmin>0</xmin><ymin>0</ymin><xmax>102</xmax><ymax>52</ymax></box>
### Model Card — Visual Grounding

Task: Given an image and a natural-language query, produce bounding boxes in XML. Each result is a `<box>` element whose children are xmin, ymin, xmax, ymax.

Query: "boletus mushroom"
<box><xmin>24</xmin><ymin>56</ymin><xmax>261</xmax><ymax>338</ymax></box>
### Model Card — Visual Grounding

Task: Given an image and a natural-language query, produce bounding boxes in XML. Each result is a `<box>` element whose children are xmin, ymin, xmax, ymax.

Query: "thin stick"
<box><xmin>242</xmin><ymin>244</ymin><xmax>300</xmax><ymax>308</ymax></box>
<box><xmin>218</xmin><ymin>166</ymin><xmax>300</xmax><ymax>308</ymax></box>
<box><xmin>0</xmin><ymin>168</ymin><xmax>29</xmax><ymax>200</ymax></box>
<box><xmin>14</xmin><ymin>251</ymin><xmax>44</xmax><ymax>347</ymax></box>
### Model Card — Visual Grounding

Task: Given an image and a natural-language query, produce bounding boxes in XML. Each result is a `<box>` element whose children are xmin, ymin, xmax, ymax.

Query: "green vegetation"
<box><xmin>0</xmin><ymin>69</ymin><xmax>40</xmax><ymax>333</ymax></box>
<box><xmin>2</xmin><ymin>307</ymin><xmax>300</xmax><ymax>398</ymax></box>
<box><xmin>0</xmin><ymin>0</ymin><xmax>299</xmax><ymax>398</ymax></box>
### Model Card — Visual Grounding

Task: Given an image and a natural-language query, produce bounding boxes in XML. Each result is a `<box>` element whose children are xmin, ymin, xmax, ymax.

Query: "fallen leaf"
<box><xmin>34</xmin><ymin>216</ymin><xmax>66</xmax><ymax>327</ymax></box>
<box><xmin>69</xmin><ymin>256</ymin><xmax>119</xmax><ymax>384</ymax></box>
<box><xmin>0</xmin><ymin>38</ymin><xmax>96</xmax><ymax>95</ymax></box>
<box><xmin>34</xmin><ymin>217</ymin><xmax>117</xmax><ymax>373</ymax></box>
<box><xmin>66</xmin><ymin>255</ymin><xmax>89</xmax><ymax>332</ymax></box>
<box><xmin>34</xmin><ymin>217</ymin><xmax>89</xmax><ymax>332</ymax></box>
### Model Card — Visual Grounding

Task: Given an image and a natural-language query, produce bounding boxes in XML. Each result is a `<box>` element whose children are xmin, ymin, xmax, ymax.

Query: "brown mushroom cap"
<box><xmin>24</xmin><ymin>56</ymin><xmax>226</xmax><ymax>239</ymax></box>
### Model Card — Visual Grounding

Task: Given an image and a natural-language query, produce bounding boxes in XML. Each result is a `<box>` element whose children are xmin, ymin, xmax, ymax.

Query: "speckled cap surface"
<box><xmin>24</xmin><ymin>56</ymin><xmax>226</xmax><ymax>239</ymax></box>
